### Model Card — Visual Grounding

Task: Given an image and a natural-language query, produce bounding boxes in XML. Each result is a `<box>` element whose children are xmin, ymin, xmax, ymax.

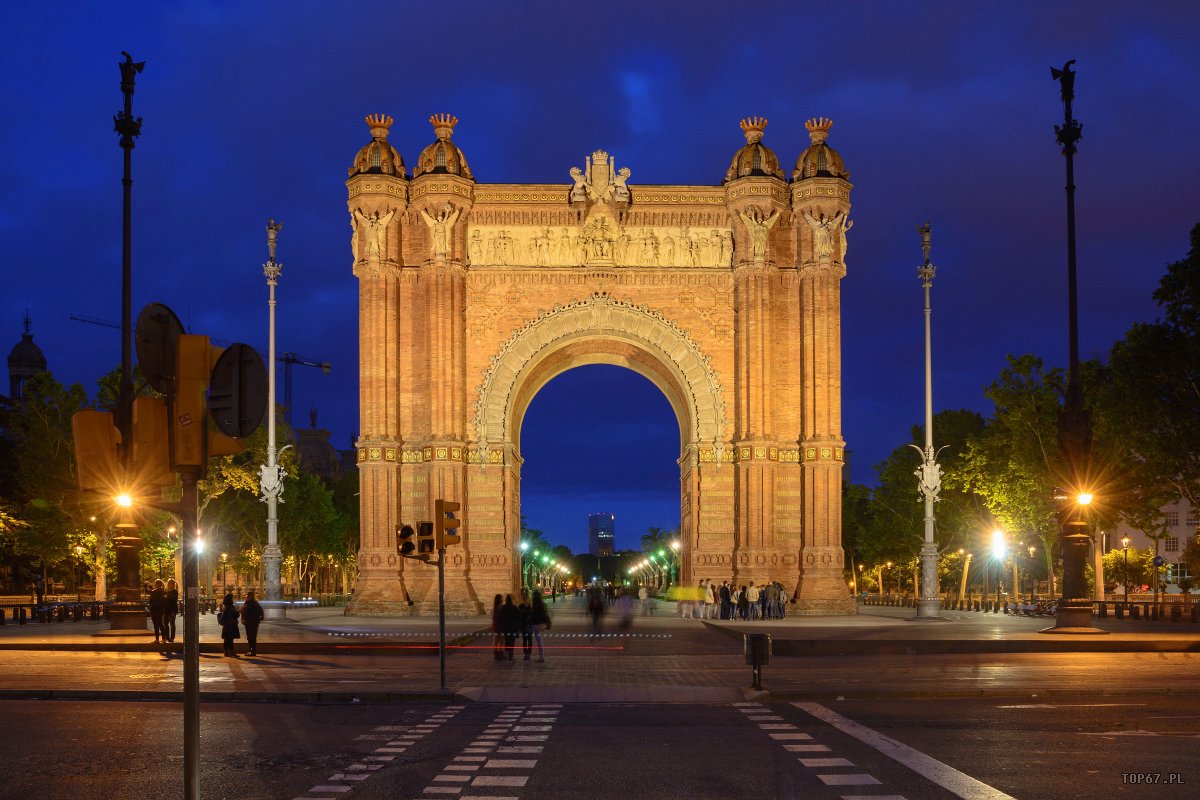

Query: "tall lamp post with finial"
<box><xmin>912</xmin><ymin>223</ymin><xmax>945</xmax><ymax>620</ymax></box>
<box><xmin>260</xmin><ymin>220</ymin><xmax>287</xmax><ymax>618</ymax></box>
<box><xmin>1045</xmin><ymin>60</ymin><xmax>1104</xmax><ymax>634</ymax></box>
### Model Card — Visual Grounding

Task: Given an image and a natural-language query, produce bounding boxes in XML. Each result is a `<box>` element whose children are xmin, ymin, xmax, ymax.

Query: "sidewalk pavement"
<box><xmin>1</xmin><ymin>598</ymin><xmax>1196</xmax><ymax>655</ymax></box>
<box><xmin>1</xmin><ymin>600</ymin><xmax>1197</xmax><ymax>703</ymax></box>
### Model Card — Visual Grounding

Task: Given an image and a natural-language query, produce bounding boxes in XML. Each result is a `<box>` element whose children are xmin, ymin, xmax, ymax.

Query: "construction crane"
<box><xmin>69</xmin><ymin>315</ymin><xmax>331</xmax><ymax>426</ymax></box>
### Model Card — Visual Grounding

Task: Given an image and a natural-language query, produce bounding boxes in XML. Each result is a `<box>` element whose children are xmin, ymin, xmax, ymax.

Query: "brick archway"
<box><xmin>345</xmin><ymin>116</ymin><xmax>856</xmax><ymax>616</ymax></box>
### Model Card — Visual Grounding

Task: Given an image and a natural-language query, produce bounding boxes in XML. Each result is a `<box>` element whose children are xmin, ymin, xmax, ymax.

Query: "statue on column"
<box><xmin>354</xmin><ymin>207</ymin><xmax>395</xmax><ymax>262</ymax></box>
<box><xmin>803</xmin><ymin>210</ymin><xmax>838</xmax><ymax>263</ymax></box>
<box><xmin>738</xmin><ymin>207</ymin><xmax>780</xmax><ymax>261</ymax></box>
<box><xmin>837</xmin><ymin>213</ymin><xmax>853</xmax><ymax>260</ymax></box>
<box><xmin>420</xmin><ymin>203</ymin><xmax>461</xmax><ymax>259</ymax></box>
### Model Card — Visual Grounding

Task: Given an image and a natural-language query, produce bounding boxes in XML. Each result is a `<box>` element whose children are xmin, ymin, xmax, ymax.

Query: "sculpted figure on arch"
<box><xmin>803</xmin><ymin>210</ymin><xmax>838</xmax><ymax>263</ymax></box>
<box><xmin>738</xmin><ymin>207</ymin><xmax>780</xmax><ymax>261</ymax></box>
<box><xmin>354</xmin><ymin>207</ymin><xmax>395</xmax><ymax>261</ymax></box>
<box><xmin>421</xmin><ymin>203</ymin><xmax>461</xmax><ymax>259</ymax></box>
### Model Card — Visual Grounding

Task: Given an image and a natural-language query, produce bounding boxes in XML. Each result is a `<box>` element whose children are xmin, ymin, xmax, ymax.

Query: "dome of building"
<box><xmin>8</xmin><ymin>313</ymin><xmax>47</xmax><ymax>400</ymax></box>
<box><xmin>724</xmin><ymin>117</ymin><xmax>785</xmax><ymax>183</ymax></box>
<box><xmin>793</xmin><ymin>117</ymin><xmax>849</xmax><ymax>181</ymax></box>
<box><xmin>348</xmin><ymin>114</ymin><xmax>406</xmax><ymax>178</ymax></box>
<box><xmin>413</xmin><ymin>114</ymin><xmax>473</xmax><ymax>179</ymax></box>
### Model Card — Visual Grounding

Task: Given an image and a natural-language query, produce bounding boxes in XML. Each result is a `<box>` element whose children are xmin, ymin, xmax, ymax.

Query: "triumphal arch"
<box><xmin>345</xmin><ymin>112</ymin><xmax>855</xmax><ymax>616</ymax></box>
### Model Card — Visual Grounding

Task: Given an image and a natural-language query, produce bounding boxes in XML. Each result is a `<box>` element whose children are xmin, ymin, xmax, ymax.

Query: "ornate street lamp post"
<box><xmin>1121</xmin><ymin>535</ymin><xmax>1131</xmax><ymax>601</ymax></box>
<box><xmin>1046</xmin><ymin>61</ymin><xmax>1103</xmax><ymax>633</ymax></box>
<box><xmin>912</xmin><ymin>223</ymin><xmax>944</xmax><ymax>619</ymax></box>
<box><xmin>260</xmin><ymin>220</ymin><xmax>287</xmax><ymax>617</ymax></box>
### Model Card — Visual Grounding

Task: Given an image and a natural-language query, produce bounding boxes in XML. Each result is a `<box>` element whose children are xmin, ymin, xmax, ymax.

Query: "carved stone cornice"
<box><xmin>346</xmin><ymin>173</ymin><xmax>408</xmax><ymax>204</ymax></box>
<box><xmin>353</xmin><ymin>261</ymin><xmax>403</xmax><ymax>280</ymax></box>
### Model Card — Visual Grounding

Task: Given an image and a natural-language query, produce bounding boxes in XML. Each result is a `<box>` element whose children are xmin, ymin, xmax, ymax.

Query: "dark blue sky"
<box><xmin>4</xmin><ymin>3</ymin><xmax>1199</xmax><ymax>554</ymax></box>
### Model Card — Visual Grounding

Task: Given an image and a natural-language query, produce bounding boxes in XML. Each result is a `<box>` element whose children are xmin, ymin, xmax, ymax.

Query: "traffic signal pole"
<box><xmin>180</xmin><ymin>467</ymin><xmax>201</xmax><ymax>800</ymax></box>
<box><xmin>438</xmin><ymin>549</ymin><xmax>447</xmax><ymax>691</ymax></box>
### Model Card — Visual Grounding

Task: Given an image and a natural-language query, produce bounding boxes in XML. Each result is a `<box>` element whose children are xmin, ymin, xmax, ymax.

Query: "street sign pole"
<box><xmin>180</xmin><ymin>467</ymin><xmax>200</xmax><ymax>800</ymax></box>
<box><xmin>438</xmin><ymin>548</ymin><xmax>447</xmax><ymax>691</ymax></box>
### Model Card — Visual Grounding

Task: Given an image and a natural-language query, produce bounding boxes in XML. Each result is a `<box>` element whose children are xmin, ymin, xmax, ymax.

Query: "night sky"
<box><xmin>4</xmin><ymin>3</ymin><xmax>1199</xmax><ymax>555</ymax></box>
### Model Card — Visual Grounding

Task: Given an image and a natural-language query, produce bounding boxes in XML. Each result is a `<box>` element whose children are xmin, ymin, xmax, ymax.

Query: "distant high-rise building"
<box><xmin>588</xmin><ymin>512</ymin><xmax>615</xmax><ymax>556</ymax></box>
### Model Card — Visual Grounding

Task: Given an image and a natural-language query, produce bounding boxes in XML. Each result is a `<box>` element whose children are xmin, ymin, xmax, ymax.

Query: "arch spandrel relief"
<box><xmin>471</xmin><ymin>292</ymin><xmax>728</xmax><ymax>458</ymax></box>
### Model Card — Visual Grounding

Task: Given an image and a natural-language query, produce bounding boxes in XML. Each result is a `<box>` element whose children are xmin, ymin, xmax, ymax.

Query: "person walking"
<box><xmin>587</xmin><ymin>587</ymin><xmax>606</xmax><ymax>639</ymax></box>
<box><xmin>163</xmin><ymin>579</ymin><xmax>179</xmax><ymax>642</ymax></box>
<box><xmin>528</xmin><ymin>590</ymin><xmax>550</xmax><ymax>662</ymax></box>
<box><xmin>148</xmin><ymin>579</ymin><xmax>167</xmax><ymax>645</ymax></box>
<box><xmin>217</xmin><ymin>593</ymin><xmax>240</xmax><ymax>657</ymax></box>
<box><xmin>747</xmin><ymin>582</ymin><xmax>760</xmax><ymax>620</ymax></box>
<box><xmin>241</xmin><ymin>589</ymin><xmax>265</xmax><ymax>656</ymax></box>
<box><xmin>518</xmin><ymin>589</ymin><xmax>534</xmax><ymax>660</ymax></box>
<box><xmin>703</xmin><ymin>579</ymin><xmax>716</xmax><ymax>619</ymax></box>
<box><xmin>499</xmin><ymin>594</ymin><xmax>521</xmax><ymax>659</ymax></box>
<box><xmin>490</xmin><ymin>594</ymin><xmax>504</xmax><ymax>660</ymax></box>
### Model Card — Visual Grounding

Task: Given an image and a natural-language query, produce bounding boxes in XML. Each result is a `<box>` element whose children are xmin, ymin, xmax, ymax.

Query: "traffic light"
<box><xmin>435</xmin><ymin>499</ymin><xmax>461</xmax><ymax>549</ymax></box>
<box><xmin>396</xmin><ymin>524</ymin><xmax>417</xmax><ymax>558</ymax></box>
<box><xmin>174</xmin><ymin>334</ymin><xmax>214</xmax><ymax>466</ymax></box>
<box><xmin>174</xmin><ymin>334</ymin><xmax>249</xmax><ymax>466</ymax></box>
<box><xmin>417</xmin><ymin>521</ymin><xmax>436</xmax><ymax>558</ymax></box>
<box><xmin>71</xmin><ymin>410</ymin><xmax>122</xmax><ymax>493</ymax></box>
<box><xmin>130</xmin><ymin>396</ymin><xmax>174</xmax><ymax>487</ymax></box>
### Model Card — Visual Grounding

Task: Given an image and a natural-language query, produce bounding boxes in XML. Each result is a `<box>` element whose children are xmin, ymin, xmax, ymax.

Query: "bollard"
<box><xmin>1191</xmin><ymin>606</ymin><xmax>1199</xmax><ymax>623</ymax></box>
<box><xmin>19</xmin><ymin>607</ymin><xmax>27</xmax><ymax>624</ymax></box>
<box><xmin>744</xmin><ymin>632</ymin><xmax>771</xmax><ymax>691</ymax></box>
<box><xmin>1116</xmin><ymin>603</ymin><xmax>1124</xmax><ymax>620</ymax></box>
<box><xmin>1130</xmin><ymin>605</ymin><xmax>1140</xmax><ymax>620</ymax></box>
<box><xmin>0</xmin><ymin>608</ymin><xmax>4</xmax><ymax>625</ymax></box>
<box><xmin>1098</xmin><ymin>602</ymin><xmax>1107</xmax><ymax>618</ymax></box>
<box><xmin>1171</xmin><ymin>603</ymin><xmax>1181</xmax><ymax>622</ymax></box>
<box><xmin>57</xmin><ymin>605</ymin><xmax>66</xmax><ymax>622</ymax></box>
<box><xmin>90</xmin><ymin>604</ymin><xmax>99</xmax><ymax>620</ymax></box>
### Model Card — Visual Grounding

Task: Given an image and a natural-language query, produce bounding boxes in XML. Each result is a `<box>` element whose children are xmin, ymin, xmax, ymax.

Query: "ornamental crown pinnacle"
<box><xmin>805</xmin><ymin>117</ymin><xmax>834</xmax><ymax>144</ymax></box>
<box><xmin>430</xmin><ymin>113</ymin><xmax>459</xmax><ymax>140</ymax></box>
<box><xmin>739</xmin><ymin>116</ymin><xmax>768</xmax><ymax>144</ymax></box>
<box><xmin>365</xmin><ymin>113</ymin><xmax>394</xmax><ymax>140</ymax></box>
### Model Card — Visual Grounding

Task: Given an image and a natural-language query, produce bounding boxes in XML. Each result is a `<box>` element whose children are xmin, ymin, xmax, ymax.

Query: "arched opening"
<box><xmin>519</xmin><ymin>364</ymin><xmax>681</xmax><ymax>570</ymax></box>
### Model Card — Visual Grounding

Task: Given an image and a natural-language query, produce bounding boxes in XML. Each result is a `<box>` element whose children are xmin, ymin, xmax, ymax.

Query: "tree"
<box><xmin>957</xmin><ymin>355</ymin><xmax>1065</xmax><ymax>593</ymax></box>
<box><xmin>1</xmin><ymin>374</ymin><xmax>92</xmax><ymax>571</ymax></box>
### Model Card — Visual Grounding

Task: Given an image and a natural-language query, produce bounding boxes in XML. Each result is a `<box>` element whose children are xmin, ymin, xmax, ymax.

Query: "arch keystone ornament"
<box><xmin>346</xmin><ymin>114</ymin><xmax>857</xmax><ymax>616</ymax></box>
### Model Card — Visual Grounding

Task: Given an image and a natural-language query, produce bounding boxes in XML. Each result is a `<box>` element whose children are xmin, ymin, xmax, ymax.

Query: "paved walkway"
<box><xmin>1</xmin><ymin>599</ymin><xmax>1197</xmax><ymax>702</ymax></box>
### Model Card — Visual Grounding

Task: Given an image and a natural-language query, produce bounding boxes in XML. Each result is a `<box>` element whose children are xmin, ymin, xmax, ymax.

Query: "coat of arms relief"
<box><xmin>466</xmin><ymin>151</ymin><xmax>733</xmax><ymax>269</ymax></box>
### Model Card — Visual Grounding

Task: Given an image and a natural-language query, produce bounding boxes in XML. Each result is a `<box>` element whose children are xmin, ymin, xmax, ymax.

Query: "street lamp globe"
<box><xmin>991</xmin><ymin>529</ymin><xmax>1008</xmax><ymax>559</ymax></box>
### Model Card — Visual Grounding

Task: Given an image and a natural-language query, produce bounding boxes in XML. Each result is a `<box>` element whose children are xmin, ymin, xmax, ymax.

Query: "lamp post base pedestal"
<box><xmin>1040</xmin><ymin>602</ymin><xmax>1108</xmax><ymax>634</ymax></box>
<box><xmin>911</xmin><ymin>599</ymin><xmax>950</xmax><ymax>621</ymax></box>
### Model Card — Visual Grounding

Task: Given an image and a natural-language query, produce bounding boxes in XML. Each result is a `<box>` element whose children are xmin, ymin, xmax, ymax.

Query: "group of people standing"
<box><xmin>146</xmin><ymin>581</ymin><xmax>266</xmax><ymax>656</ymax></box>
<box><xmin>490</xmin><ymin>589</ymin><xmax>552</xmax><ymax>662</ymax></box>
<box><xmin>217</xmin><ymin>590</ymin><xmax>264</xmax><ymax>657</ymax></box>
<box><xmin>147</xmin><ymin>578</ymin><xmax>179</xmax><ymax>644</ymax></box>
<box><xmin>682</xmin><ymin>579</ymin><xmax>790</xmax><ymax>621</ymax></box>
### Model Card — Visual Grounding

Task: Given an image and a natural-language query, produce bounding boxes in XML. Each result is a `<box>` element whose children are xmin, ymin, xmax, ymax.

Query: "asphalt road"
<box><xmin>0</xmin><ymin>696</ymin><xmax>1194</xmax><ymax>800</ymax></box>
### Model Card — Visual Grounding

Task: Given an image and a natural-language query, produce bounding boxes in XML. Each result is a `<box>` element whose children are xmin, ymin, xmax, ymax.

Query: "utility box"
<box><xmin>744</xmin><ymin>632</ymin><xmax>771</xmax><ymax>665</ymax></box>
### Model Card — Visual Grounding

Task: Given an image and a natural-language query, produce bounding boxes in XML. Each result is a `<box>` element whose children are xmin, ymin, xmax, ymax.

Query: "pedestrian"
<box><xmin>499</xmin><ymin>594</ymin><xmax>521</xmax><ymax>659</ymax></box>
<box><xmin>736</xmin><ymin>585</ymin><xmax>749</xmax><ymax>620</ymax></box>
<box><xmin>490</xmin><ymin>594</ymin><xmax>504</xmax><ymax>660</ymax></box>
<box><xmin>519</xmin><ymin>589</ymin><xmax>534</xmax><ymax>660</ymax></box>
<box><xmin>703</xmin><ymin>579</ymin><xmax>716</xmax><ymax>619</ymax></box>
<box><xmin>638</xmin><ymin>584</ymin><xmax>651</xmax><ymax>615</ymax></box>
<box><xmin>163</xmin><ymin>578</ymin><xmax>179</xmax><ymax>642</ymax></box>
<box><xmin>217</xmin><ymin>593</ymin><xmax>240</xmax><ymax>657</ymax></box>
<box><xmin>762</xmin><ymin>582</ymin><xmax>776</xmax><ymax>620</ymax></box>
<box><xmin>719</xmin><ymin>581</ymin><xmax>732</xmax><ymax>620</ymax></box>
<box><xmin>529</xmin><ymin>589</ymin><xmax>550</xmax><ymax>662</ymax></box>
<box><xmin>241</xmin><ymin>589</ymin><xmax>264</xmax><ymax>656</ymax></box>
<box><xmin>148</xmin><ymin>579</ymin><xmax>167</xmax><ymax>644</ymax></box>
<box><xmin>747</xmin><ymin>581</ymin><xmax>760</xmax><ymax>620</ymax></box>
<box><xmin>587</xmin><ymin>587</ymin><xmax>605</xmax><ymax>639</ymax></box>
